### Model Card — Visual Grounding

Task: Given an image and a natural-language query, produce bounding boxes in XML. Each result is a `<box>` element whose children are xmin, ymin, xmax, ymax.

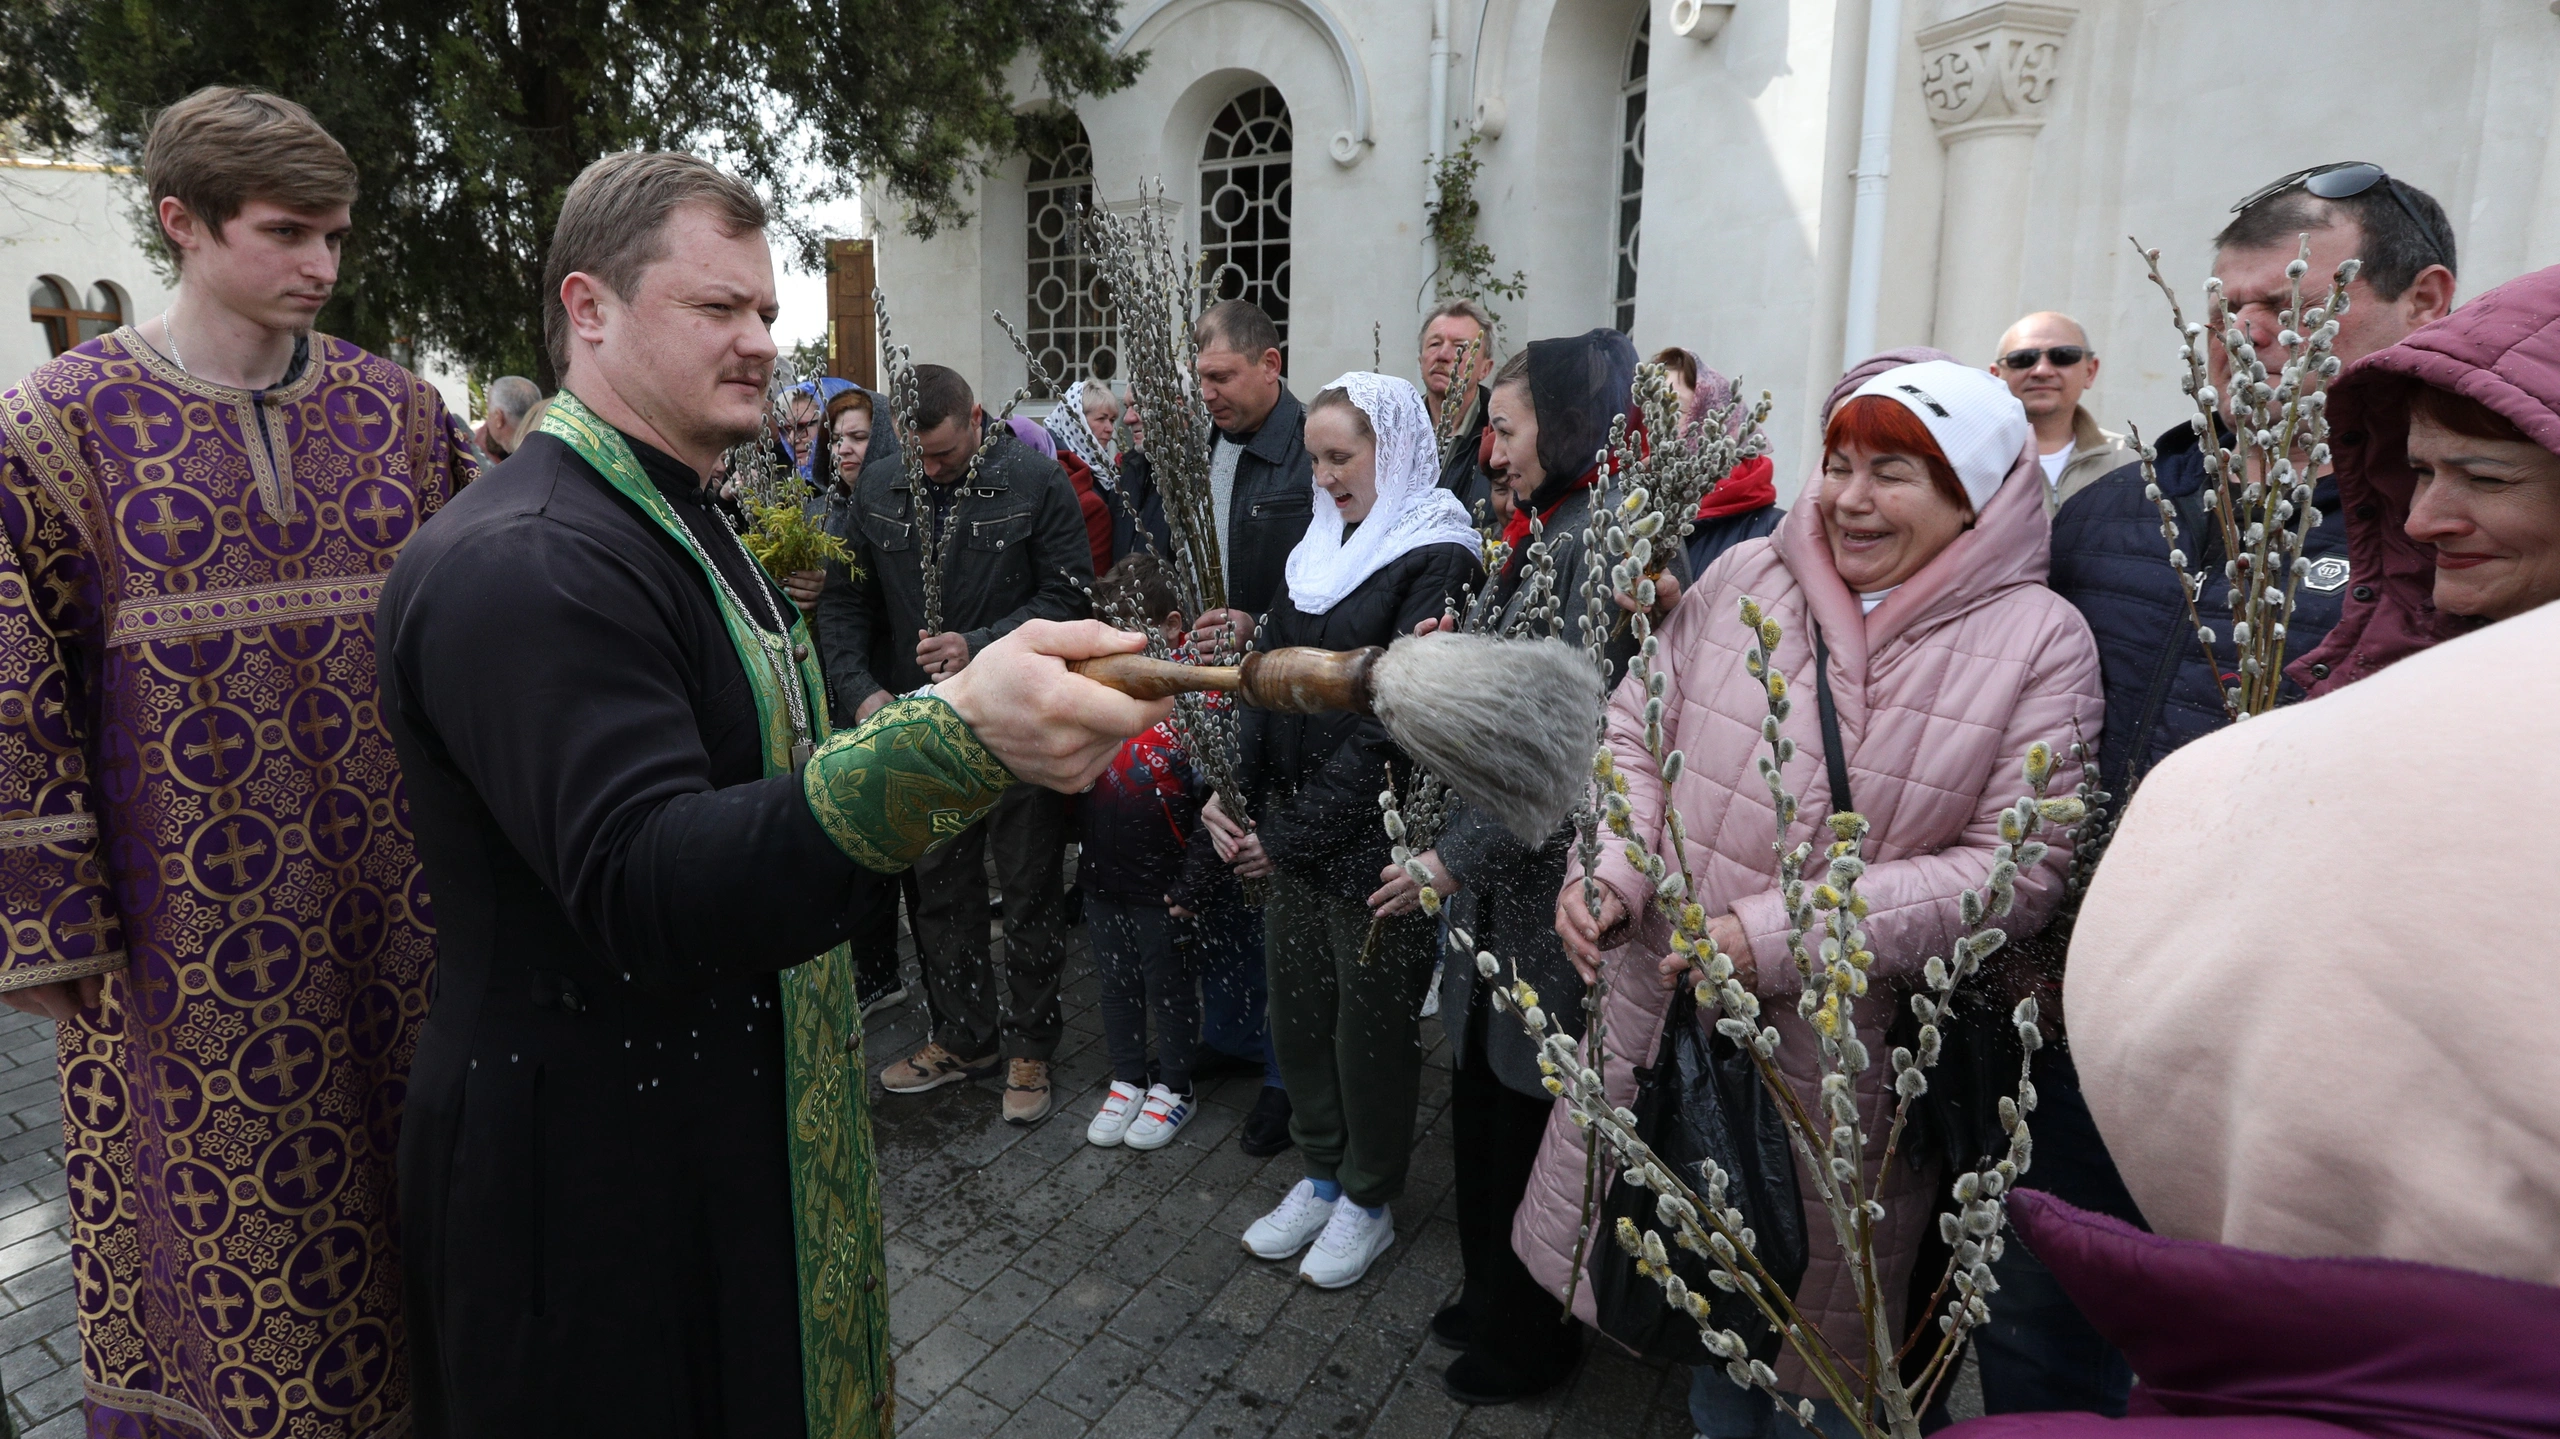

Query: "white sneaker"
<box><xmin>1242</xmin><ymin>1179</ymin><xmax>1337</xmax><ymax>1260</ymax></box>
<box><xmin>1298</xmin><ymin>1199</ymin><xmax>1394</xmax><ymax>1289</ymax></box>
<box><xmin>1086</xmin><ymin>1081</ymin><xmax>1144</xmax><ymax>1146</ymax></box>
<box><xmin>1123</xmin><ymin>1084</ymin><xmax>1193</xmax><ymax>1151</ymax></box>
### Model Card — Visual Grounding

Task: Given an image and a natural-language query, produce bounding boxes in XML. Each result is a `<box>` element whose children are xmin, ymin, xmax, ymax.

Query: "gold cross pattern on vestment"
<box><xmin>103</xmin><ymin>392</ymin><xmax>166</xmax><ymax>452</ymax></box>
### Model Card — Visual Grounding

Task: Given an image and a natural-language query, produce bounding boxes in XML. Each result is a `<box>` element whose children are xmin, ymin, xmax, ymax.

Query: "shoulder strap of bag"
<box><xmin>1812</xmin><ymin>624</ymin><xmax>1854</xmax><ymax>816</ymax></box>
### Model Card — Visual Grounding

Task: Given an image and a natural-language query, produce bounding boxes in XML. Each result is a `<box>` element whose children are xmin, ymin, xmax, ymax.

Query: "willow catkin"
<box><xmin>1368</xmin><ymin>633</ymin><xmax>1603</xmax><ymax>843</ymax></box>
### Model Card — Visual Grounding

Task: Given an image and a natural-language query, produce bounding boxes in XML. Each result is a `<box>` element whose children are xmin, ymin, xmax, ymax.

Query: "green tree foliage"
<box><xmin>2</xmin><ymin>0</ymin><xmax>1141</xmax><ymax>387</ymax></box>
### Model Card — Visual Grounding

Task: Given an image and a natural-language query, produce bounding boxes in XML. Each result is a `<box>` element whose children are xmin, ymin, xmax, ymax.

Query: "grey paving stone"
<box><xmin>1011</xmin><ymin>1221</ymin><xmax>1112</xmax><ymax>1287</ymax></box>
<box><xmin>1362</xmin><ymin>1377</ymin><xmax>1464</xmax><ymax>1439</ymax></box>
<box><xmin>1173</xmin><ymin>1387</ymin><xmax>1283</xmax><ymax>1439</ymax></box>
<box><xmin>900</xmin><ymin>1385</ymin><xmax>1010</xmax><ymax>1439</ymax></box>
<box><xmin>889</xmin><ymin>1272</ymin><xmax>971</xmax><ymax>1348</ymax></box>
<box><xmin>1028</xmin><ymin>1265</ymin><xmax>1134</xmax><ymax>1340</ymax></box>
<box><xmin>1106</xmin><ymin>1274</ymin><xmax>1209</xmax><ymax>1349</ymax></box>
<box><xmin>994</xmin><ymin>1394</ymin><xmax>1094</xmax><ymax>1439</ymax></box>
<box><xmin>949</xmin><ymin>1265</ymin><xmax>1060</xmax><ymax>1346</ymax></box>
<box><xmin>1092</xmin><ymin>1382</ymin><xmax>1196</xmax><ymax>1439</ymax></box>
<box><xmin>21</xmin><ymin>1409</ymin><xmax>84</xmax><ymax>1439</ymax></box>
<box><xmin>1158</xmin><ymin>1223</ymin><xmax>1250</xmax><ymax>1294</ymax></box>
<box><xmin>1038</xmin><ymin>1330</ymin><xmax>1152</xmax><ymax>1419</ymax></box>
<box><xmin>965</xmin><ymin>1324</ymin><xmax>1079</xmax><ymax>1409</ymax></box>
<box><xmin>895</xmin><ymin>1322</ymin><xmax>994</xmax><ymax>1408</ymax></box>
<box><xmin>1230</xmin><ymin>1320</ymin><xmax>1333</xmax><ymax>1407</ymax></box>
<box><xmin>1202</xmin><ymin>1264</ymin><xmax>1295</xmax><ymax>1337</ymax></box>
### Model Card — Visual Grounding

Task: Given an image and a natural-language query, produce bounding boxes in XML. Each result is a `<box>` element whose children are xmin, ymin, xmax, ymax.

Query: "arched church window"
<box><xmin>29</xmin><ymin>276</ymin><xmax>121</xmax><ymax>357</ymax></box>
<box><xmin>1199</xmin><ymin>86</ymin><xmax>1294</xmax><ymax>358</ymax></box>
<box><xmin>1613</xmin><ymin>13</ymin><xmax>1649</xmax><ymax>335</ymax></box>
<box><xmin>1025</xmin><ymin>120</ymin><xmax>1115</xmax><ymax>396</ymax></box>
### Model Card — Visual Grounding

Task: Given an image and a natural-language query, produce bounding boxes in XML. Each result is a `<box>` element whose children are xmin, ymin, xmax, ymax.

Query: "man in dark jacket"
<box><xmin>2015</xmin><ymin>163</ymin><xmax>2459</xmax><ymax>1420</ymax></box>
<box><xmin>1184</xmin><ymin>299</ymin><xmax>1316</xmax><ymax>646</ymax></box>
<box><xmin>1148</xmin><ymin>299</ymin><xmax>1315</xmax><ymax>1155</ymax></box>
<box><xmin>819</xmin><ymin>364</ymin><xmax>1096</xmax><ymax>1124</ymax></box>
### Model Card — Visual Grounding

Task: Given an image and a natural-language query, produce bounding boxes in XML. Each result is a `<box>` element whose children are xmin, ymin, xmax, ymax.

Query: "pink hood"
<box><xmin>1512</xmin><ymin>348</ymin><xmax>2104</xmax><ymax>1390</ymax></box>
<box><xmin>2290</xmin><ymin>262</ymin><xmax>2560</xmax><ymax>695</ymax></box>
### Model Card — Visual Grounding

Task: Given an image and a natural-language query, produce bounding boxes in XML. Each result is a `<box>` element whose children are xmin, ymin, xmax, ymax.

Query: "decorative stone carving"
<box><xmin>1915</xmin><ymin>2</ymin><xmax>2076</xmax><ymax>139</ymax></box>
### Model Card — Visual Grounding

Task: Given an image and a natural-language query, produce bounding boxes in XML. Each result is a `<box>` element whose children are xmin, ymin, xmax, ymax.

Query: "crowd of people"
<box><xmin>0</xmin><ymin>77</ymin><xmax>2552</xmax><ymax>1439</ymax></box>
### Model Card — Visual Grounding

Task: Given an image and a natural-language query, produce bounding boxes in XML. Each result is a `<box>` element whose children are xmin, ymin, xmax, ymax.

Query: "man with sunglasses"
<box><xmin>1990</xmin><ymin>311</ymin><xmax>2129</xmax><ymax>512</ymax></box>
<box><xmin>2014</xmin><ymin>162</ymin><xmax>2458</xmax><ymax>1423</ymax></box>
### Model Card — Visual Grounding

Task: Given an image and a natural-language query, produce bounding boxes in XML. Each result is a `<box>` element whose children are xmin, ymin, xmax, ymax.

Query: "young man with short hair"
<box><xmin>821</xmin><ymin>365</ymin><xmax>1096</xmax><ymax>1125</ymax></box>
<box><xmin>0</xmin><ymin>85</ymin><xmax>476</xmax><ymax>1436</ymax></box>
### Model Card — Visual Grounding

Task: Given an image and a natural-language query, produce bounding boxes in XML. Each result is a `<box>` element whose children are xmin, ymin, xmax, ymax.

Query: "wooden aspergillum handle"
<box><xmin>1068</xmin><ymin>652</ymin><xmax>1245</xmax><ymax>701</ymax></box>
<box><xmin>1072</xmin><ymin>646</ymin><xmax>1382</xmax><ymax>715</ymax></box>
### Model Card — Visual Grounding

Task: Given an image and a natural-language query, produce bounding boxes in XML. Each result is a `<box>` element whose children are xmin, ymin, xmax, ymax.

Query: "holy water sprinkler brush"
<box><xmin>1074</xmin><ymin>632</ymin><xmax>1603</xmax><ymax>842</ymax></box>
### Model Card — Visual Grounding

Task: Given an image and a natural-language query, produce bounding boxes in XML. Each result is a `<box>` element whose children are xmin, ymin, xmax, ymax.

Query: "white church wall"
<box><xmin>2</xmin><ymin>162</ymin><xmax>175</xmax><ymax>391</ymax></box>
<box><xmin>868</xmin><ymin>0</ymin><xmax>2560</xmax><ymax>505</ymax></box>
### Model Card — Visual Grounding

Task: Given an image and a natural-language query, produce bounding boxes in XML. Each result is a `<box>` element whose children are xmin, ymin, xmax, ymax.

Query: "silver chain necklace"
<box><xmin>159</xmin><ymin>310</ymin><xmax>187</xmax><ymax>374</ymax></box>
<box><xmin>667</xmin><ymin>498</ymin><xmax>816</xmax><ymax>765</ymax></box>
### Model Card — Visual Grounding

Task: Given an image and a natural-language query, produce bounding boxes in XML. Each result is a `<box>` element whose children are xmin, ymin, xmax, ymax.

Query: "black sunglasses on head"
<box><xmin>2231</xmin><ymin>162</ymin><xmax>2447</xmax><ymax>271</ymax></box>
<box><xmin>1999</xmin><ymin>345</ymin><xmax>2087</xmax><ymax>370</ymax></box>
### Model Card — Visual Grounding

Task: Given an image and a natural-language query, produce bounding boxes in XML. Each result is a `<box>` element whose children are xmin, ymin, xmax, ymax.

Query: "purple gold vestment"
<box><xmin>0</xmin><ymin>330</ymin><xmax>471</xmax><ymax>1437</ymax></box>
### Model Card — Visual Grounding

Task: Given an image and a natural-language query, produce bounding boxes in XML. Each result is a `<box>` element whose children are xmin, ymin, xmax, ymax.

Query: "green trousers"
<box><xmin>1265</xmin><ymin>869</ymin><xmax>1440</xmax><ymax>1208</ymax></box>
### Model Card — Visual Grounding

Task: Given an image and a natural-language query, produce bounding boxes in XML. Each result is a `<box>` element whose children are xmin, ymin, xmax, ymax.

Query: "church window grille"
<box><xmin>1025</xmin><ymin>122</ymin><xmax>1116</xmax><ymax>396</ymax></box>
<box><xmin>1199</xmin><ymin>86</ymin><xmax>1294</xmax><ymax>359</ymax></box>
<box><xmin>1613</xmin><ymin>14</ymin><xmax>1649</xmax><ymax>335</ymax></box>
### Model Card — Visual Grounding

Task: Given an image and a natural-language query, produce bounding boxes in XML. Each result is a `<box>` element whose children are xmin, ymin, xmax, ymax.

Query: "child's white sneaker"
<box><xmin>1123</xmin><ymin>1084</ymin><xmax>1193</xmax><ymax>1150</ymax></box>
<box><xmin>1298</xmin><ymin>1199</ymin><xmax>1394</xmax><ymax>1289</ymax></box>
<box><xmin>1086</xmin><ymin>1080</ymin><xmax>1144</xmax><ymax>1146</ymax></box>
<box><xmin>1242</xmin><ymin>1178</ymin><xmax>1337</xmax><ymax>1260</ymax></box>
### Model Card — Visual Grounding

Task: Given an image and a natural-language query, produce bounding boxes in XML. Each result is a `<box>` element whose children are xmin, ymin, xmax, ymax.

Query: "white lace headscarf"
<box><xmin>1283</xmin><ymin>372</ymin><xmax>1482</xmax><ymax>616</ymax></box>
<box><xmin>1044</xmin><ymin>379</ymin><xmax>1118</xmax><ymax>489</ymax></box>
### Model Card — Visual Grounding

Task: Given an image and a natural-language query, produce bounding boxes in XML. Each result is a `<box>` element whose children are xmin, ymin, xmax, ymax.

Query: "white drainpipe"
<box><xmin>1427</xmin><ymin>0</ymin><xmax>1453</xmax><ymax>297</ymax></box>
<box><xmin>1841</xmin><ymin>0</ymin><xmax>1902</xmax><ymax>365</ymax></box>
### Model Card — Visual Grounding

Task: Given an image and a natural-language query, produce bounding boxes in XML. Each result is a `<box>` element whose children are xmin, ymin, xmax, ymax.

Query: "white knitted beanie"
<box><xmin>1846</xmin><ymin>360</ymin><xmax>2031</xmax><ymax>511</ymax></box>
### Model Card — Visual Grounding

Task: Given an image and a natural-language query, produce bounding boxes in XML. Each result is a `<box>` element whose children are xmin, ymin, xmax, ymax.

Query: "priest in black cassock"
<box><xmin>377</xmin><ymin>152</ymin><xmax>1168</xmax><ymax>1438</ymax></box>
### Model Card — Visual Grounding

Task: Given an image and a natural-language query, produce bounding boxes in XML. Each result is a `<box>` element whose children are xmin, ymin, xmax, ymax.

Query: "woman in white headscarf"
<box><xmin>1202</xmin><ymin>372</ymin><xmax>1482</xmax><ymax>1291</ymax></box>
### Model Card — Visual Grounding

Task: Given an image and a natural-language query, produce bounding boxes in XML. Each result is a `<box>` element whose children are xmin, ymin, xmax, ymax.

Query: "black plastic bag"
<box><xmin>1586</xmin><ymin>987</ymin><xmax>1806</xmax><ymax>1364</ymax></box>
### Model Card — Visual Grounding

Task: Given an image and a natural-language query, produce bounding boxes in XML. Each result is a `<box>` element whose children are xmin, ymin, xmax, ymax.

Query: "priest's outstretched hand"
<box><xmin>936</xmin><ymin>620</ymin><xmax>1173</xmax><ymax>791</ymax></box>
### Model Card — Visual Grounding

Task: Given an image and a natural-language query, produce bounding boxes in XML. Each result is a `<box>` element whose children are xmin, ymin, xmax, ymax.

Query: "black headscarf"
<box><xmin>1520</xmin><ymin>329</ymin><xmax>1638</xmax><ymax>515</ymax></box>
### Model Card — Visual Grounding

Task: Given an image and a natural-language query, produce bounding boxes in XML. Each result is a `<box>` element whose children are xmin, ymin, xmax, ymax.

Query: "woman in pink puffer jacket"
<box><xmin>1515</xmin><ymin>350</ymin><xmax>2104</xmax><ymax>1430</ymax></box>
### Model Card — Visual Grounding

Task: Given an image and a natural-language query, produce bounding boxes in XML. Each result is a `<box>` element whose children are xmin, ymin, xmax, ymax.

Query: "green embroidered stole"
<box><xmin>540</xmin><ymin>394</ymin><xmax>893</xmax><ymax>1438</ymax></box>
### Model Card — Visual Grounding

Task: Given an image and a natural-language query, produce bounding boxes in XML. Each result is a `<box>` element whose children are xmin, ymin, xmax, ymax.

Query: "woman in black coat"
<box><xmin>1202</xmin><ymin>372</ymin><xmax>1481</xmax><ymax>1292</ymax></box>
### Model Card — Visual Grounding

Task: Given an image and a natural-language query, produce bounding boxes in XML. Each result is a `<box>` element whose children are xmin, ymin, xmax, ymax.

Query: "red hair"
<box><xmin>2406</xmin><ymin>381</ymin><xmax>2529</xmax><ymax>445</ymax></box>
<box><xmin>1824</xmin><ymin>395</ymin><xmax>1970</xmax><ymax>512</ymax></box>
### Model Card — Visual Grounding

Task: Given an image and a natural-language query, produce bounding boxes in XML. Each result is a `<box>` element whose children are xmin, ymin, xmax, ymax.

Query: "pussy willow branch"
<box><xmin>1549</xmin><ymin>590</ymin><xmax>2076</xmax><ymax>1438</ymax></box>
<box><xmin>2131</xmin><ymin>234</ymin><xmax>2354</xmax><ymax>720</ymax></box>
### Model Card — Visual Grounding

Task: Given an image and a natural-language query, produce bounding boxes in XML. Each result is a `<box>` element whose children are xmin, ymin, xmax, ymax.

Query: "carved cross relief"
<box><xmin>1915</xmin><ymin>2</ymin><xmax>2079</xmax><ymax>140</ymax></box>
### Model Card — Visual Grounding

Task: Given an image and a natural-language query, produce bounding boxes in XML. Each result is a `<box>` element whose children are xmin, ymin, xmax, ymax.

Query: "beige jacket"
<box><xmin>2042</xmin><ymin>405</ymin><xmax>2130</xmax><ymax>513</ymax></box>
<box><xmin>2067</xmin><ymin>597</ymin><xmax>2560</xmax><ymax>1285</ymax></box>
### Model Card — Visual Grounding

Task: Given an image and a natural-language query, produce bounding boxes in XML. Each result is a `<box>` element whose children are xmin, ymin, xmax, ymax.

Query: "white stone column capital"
<box><xmin>1915</xmin><ymin>2</ymin><xmax>2078</xmax><ymax>143</ymax></box>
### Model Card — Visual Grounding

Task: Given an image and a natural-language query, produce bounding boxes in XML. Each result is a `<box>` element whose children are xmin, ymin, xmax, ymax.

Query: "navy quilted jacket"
<box><xmin>2047</xmin><ymin>418</ymin><xmax>2355</xmax><ymax>796</ymax></box>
